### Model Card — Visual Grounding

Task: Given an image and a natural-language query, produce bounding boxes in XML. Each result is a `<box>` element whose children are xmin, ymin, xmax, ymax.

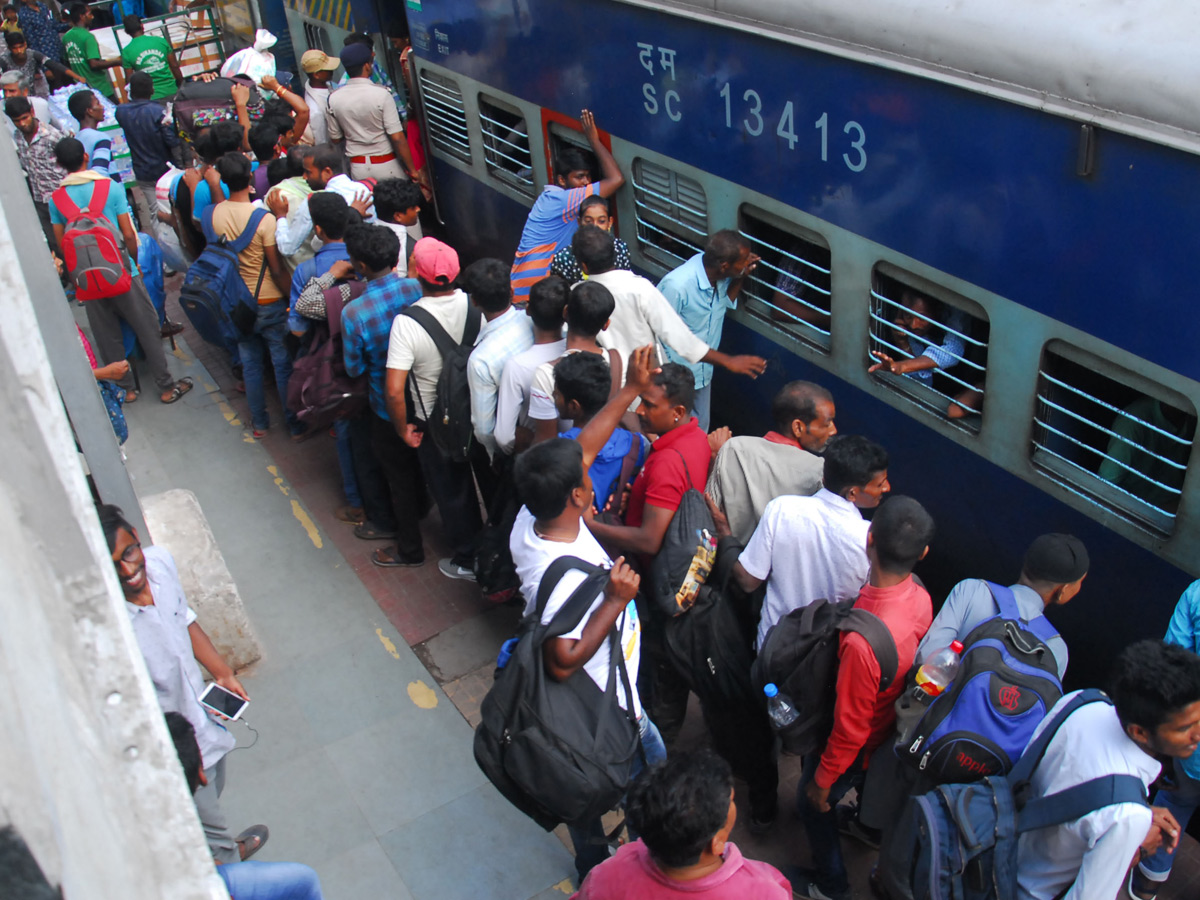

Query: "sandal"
<box><xmin>235</xmin><ymin>824</ymin><xmax>270</xmax><ymax>861</ymax></box>
<box><xmin>160</xmin><ymin>377</ymin><xmax>194</xmax><ymax>404</ymax></box>
<box><xmin>355</xmin><ymin>523</ymin><xmax>398</xmax><ymax>541</ymax></box>
<box><xmin>251</xmin><ymin>427</ymin><xmax>268</xmax><ymax>439</ymax></box>
<box><xmin>372</xmin><ymin>547</ymin><xmax>424</xmax><ymax>568</ymax></box>
<box><xmin>124</xmin><ymin>390</ymin><xmax>139</xmax><ymax>403</ymax></box>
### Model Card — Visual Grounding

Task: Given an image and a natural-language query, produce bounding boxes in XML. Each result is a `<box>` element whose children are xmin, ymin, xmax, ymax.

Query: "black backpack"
<box><xmin>473</xmin><ymin>456</ymin><xmax>521</xmax><ymax>604</ymax></box>
<box><xmin>751</xmin><ymin>598</ymin><xmax>899</xmax><ymax>756</ymax></box>
<box><xmin>647</xmin><ymin>451</ymin><xmax>718</xmax><ymax>619</ymax></box>
<box><xmin>400</xmin><ymin>302</ymin><xmax>481</xmax><ymax>462</ymax></box>
<box><xmin>895</xmin><ymin>582</ymin><xmax>1063</xmax><ymax>786</ymax></box>
<box><xmin>473</xmin><ymin>556</ymin><xmax>641</xmax><ymax>830</ymax></box>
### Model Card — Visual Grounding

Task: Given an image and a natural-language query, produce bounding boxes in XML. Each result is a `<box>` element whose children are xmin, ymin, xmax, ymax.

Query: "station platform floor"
<box><xmin>112</xmin><ymin>285</ymin><xmax>1200</xmax><ymax>900</ymax></box>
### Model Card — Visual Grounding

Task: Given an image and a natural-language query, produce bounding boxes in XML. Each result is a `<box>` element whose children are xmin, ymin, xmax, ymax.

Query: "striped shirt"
<box><xmin>510</xmin><ymin>182</ymin><xmax>596</xmax><ymax>299</ymax></box>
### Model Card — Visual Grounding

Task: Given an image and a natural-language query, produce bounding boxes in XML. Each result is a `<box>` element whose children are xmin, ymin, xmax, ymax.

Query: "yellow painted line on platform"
<box><xmin>171</xmin><ymin>346</ymin><xmax>192</xmax><ymax>363</ymax></box>
<box><xmin>202</xmin><ymin>381</ymin><xmax>217</xmax><ymax>393</ymax></box>
<box><xmin>267</xmin><ymin>465</ymin><xmax>290</xmax><ymax>496</ymax></box>
<box><xmin>407</xmin><ymin>680</ymin><xmax>438</xmax><ymax>709</ymax></box>
<box><xmin>551</xmin><ymin>879</ymin><xmax>573</xmax><ymax>894</ymax></box>
<box><xmin>217</xmin><ymin>399</ymin><xmax>241</xmax><ymax>426</ymax></box>
<box><xmin>376</xmin><ymin>627</ymin><xmax>401</xmax><ymax>659</ymax></box>
<box><xmin>291</xmin><ymin>500</ymin><xmax>323</xmax><ymax>549</ymax></box>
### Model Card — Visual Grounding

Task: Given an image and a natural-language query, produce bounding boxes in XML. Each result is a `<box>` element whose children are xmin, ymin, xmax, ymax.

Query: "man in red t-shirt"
<box><xmin>790</xmin><ymin>496</ymin><xmax>935</xmax><ymax>900</ymax></box>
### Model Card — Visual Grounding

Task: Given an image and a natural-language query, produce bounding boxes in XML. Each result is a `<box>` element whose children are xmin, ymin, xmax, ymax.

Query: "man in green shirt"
<box><xmin>62</xmin><ymin>1</ymin><xmax>119</xmax><ymax>99</ymax></box>
<box><xmin>119</xmin><ymin>15</ymin><xmax>181</xmax><ymax>100</ymax></box>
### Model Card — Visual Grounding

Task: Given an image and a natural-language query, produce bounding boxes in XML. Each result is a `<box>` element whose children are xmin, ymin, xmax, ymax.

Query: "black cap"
<box><xmin>1023</xmin><ymin>533</ymin><xmax>1089</xmax><ymax>584</ymax></box>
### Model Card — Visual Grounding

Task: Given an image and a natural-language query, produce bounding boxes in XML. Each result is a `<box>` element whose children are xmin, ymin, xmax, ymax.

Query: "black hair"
<box><xmin>193</xmin><ymin>120</ymin><xmax>244</xmax><ymax>164</ymax></box>
<box><xmin>127</xmin><ymin>70</ymin><xmax>153</xmax><ymax>101</ymax></box>
<box><xmin>513</xmin><ymin>439</ymin><xmax>585</xmax><ymax>520</ymax></box>
<box><xmin>165</xmin><ymin>712</ymin><xmax>202</xmax><ymax>795</ymax></box>
<box><xmin>311</xmin><ymin>143</ymin><xmax>343</xmax><ymax>175</ymax></box>
<box><xmin>822</xmin><ymin>435</ymin><xmax>889</xmax><ymax>496</ymax></box>
<box><xmin>345</xmin><ymin>208</ymin><xmax>363</xmax><ymax>228</ymax></box>
<box><xmin>309</xmin><ymin>191</ymin><xmax>350</xmax><ymax>241</ymax></box>
<box><xmin>67</xmin><ymin>89</ymin><xmax>95</xmax><ymax>123</ymax></box>
<box><xmin>96</xmin><ymin>503</ymin><xmax>133</xmax><ymax>553</ymax></box>
<box><xmin>3</xmin><ymin>30</ymin><xmax>24</xmax><ymax>50</ymax></box>
<box><xmin>571</xmin><ymin>225</ymin><xmax>615</xmax><ymax>274</ymax></box>
<box><xmin>344</xmin><ymin>223</ymin><xmax>399</xmax><ymax>273</ymax></box>
<box><xmin>247</xmin><ymin>119</ymin><xmax>280</xmax><ymax>162</ymax></box>
<box><xmin>461</xmin><ymin>258</ymin><xmax>512</xmax><ymax>314</ymax></box>
<box><xmin>53</xmin><ymin>136</ymin><xmax>85</xmax><ymax>171</ymax></box>
<box><xmin>565</xmin><ymin>281</ymin><xmax>614</xmax><ymax>338</ymax></box>
<box><xmin>1110</xmin><ymin>640</ymin><xmax>1200</xmax><ymax>734</ymax></box>
<box><xmin>2</xmin><ymin>5</ymin><xmax>16</xmax><ymax>14</ymax></box>
<box><xmin>527</xmin><ymin>275</ymin><xmax>569</xmax><ymax>331</ymax></box>
<box><xmin>3</xmin><ymin>94</ymin><xmax>30</xmax><ymax>120</ymax></box>
<box><xmin>285</xmin><ymin>143</ymin><xmax>313</xmax><ymax>175</ymax></box>
<box><xmin>215</xmin><ymin>151</ymin><xmax>252</xmax><ymax>192</ymax></box>
<box><xmin>343</xmin><ymin>31</ymin><xmax>373</xmax><ymax>46</ymax></box>
<box><xmin>702</xmin><ymin>229</ymin><xmax>750</xmax><ymax>270</ymax></box>
<box><xmin>554</xmin><ymin>146</ymin><xmax>591</xmax><ymax>182</ymax></box>
<box><xmin>385</xmin><ymin>18</ymin><xmax>409</xmax><ymax>41</ymax></box>
<box><xmin>373</xmin><ymin>177</ymin><xmax>422</xmax><ymax>223</ymax></box>
<box><xmin>626</xmin><ymin>750</ymin><xmax>732</xmax><ymax>869</ymax></box>
<box><xmin>553</xmin><ymin>351</ymin><xmax>610</xmax><ymax>420</ymax></box>
<box><xmin>122</xmin><ymin>14</ymin><xmax>142</xmax><ymax>35</ymax></box>
<box><xmin>870</xmin><ymin>495</ymin><xmax>934</xmax><ymax>574</ymax></box>
<box><xmin>772</xmin><ymin>380</ymin><xmax>833</xmax><ymax>435</ymax></box>
<box><xmin>266</xmin><ymin>156</ymin><xmax>291</xmax><ymax>188</ymax></box>
<box><xmin>651</xmin><ymin>363</ymin><xmax>695</xmax><ymax>413</ymax></box>
<box><xmin>67</xmin><ymin>1</ymin><xmax>87</xmax><ymax>24</ymax></box>
<box><xmin>577</xmin><ymin>194</ymin><xmax>609</xmax><ymax>221</ymax></box>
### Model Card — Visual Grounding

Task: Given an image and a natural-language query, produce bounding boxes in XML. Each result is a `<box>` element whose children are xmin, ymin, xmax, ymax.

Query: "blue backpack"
<box><xmin>907</xmin><ymin>689</ymin><xmax>1148</xmax><ymax>900</ymax></box>
<box><xmin>178</xmin><ymin>206</ymin><xmax>268</xmax><ymax>353</ymax></box>
<box><xmin>896</xmin><ymin>583</ymin><xmax>1062</xmax><ymax>785</ymax></box>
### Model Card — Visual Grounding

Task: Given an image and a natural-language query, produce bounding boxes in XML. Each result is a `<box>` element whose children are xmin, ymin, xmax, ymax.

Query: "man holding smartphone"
<box><xmin>98</xmin><ymin>504</ymin><xmax>268</xmax><ymax>864</ymax></box>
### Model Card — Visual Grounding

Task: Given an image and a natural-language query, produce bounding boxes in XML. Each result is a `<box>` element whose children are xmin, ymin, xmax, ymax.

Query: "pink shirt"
<box><xmin>573</xmin><ymin>840</ymin><xmax>791</xmax><ymax>899</ymax></box>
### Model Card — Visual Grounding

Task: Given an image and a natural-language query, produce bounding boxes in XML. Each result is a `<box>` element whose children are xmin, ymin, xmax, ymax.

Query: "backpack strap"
<box><xmin>229</xmin><ymin>207</ymin><xmax>269</xmax><ymax>254</ymax></box>
<box><xmin>1016</xmin><ymin>773</ymin><xmax>1148</xmax><ymax>833</ymax></box>
<box><xmin>606</xmin><ymin>347</ymin><xmax>622</xmax><ymax>399</ymax></box>
<box><xmin>535</xmin><ymin>555</ymin><xmax>610</xmax><ymax>635</ymax></box>
<box><xmin>841</xmin><ymin>608</ymin><xmax>901</xmax><ymax>691</ymax></box>
<box><xmin>401</xmin><ymin>303</ymin><xmax>459</xmax><ymax>359</ymax></box>
<box><xmin>54</xmin><ymin>178</ymin><xmax>112</xmax><ymax>222</ymax></box>
<box><xmin>603</xmin><ymin>434</ymin><xmax>644</xmax><ymax>512</ymax></box>
<box><xmin>1009</xmin><ymin>688</ymin><xmax>1112</xmax><ymax>786</ymax></box>
<box><xmin>199</xmin><ymin>202</ymin><xmax>219</xmax><ymax>244</ymax></box>
<box><xmin>985</xmin><ymin>581</ymin><xmax>1060</xmax><ymax>645</ymax></box>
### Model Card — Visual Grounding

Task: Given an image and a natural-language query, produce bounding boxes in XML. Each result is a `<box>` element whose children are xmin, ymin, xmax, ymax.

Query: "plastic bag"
<box><xmin>219</xmin><ymin>30</ymin><xmax>277</xmax><ymax>83</ymax></box>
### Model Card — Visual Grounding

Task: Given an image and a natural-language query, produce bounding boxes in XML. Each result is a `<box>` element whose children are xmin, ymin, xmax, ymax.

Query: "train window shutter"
<box><xmin>479</xmin><ymin>95</ymin><xmax>534</xmax><ymax>196</ymax></box>
<box><xmin>631</xmin><ymin>158</ymin><xmax>707</xmax><ymax>274</ymax></box>
<box><xmin>419</xmin><ymin>69</ymin><xmax>472</xmax><ymax>163</ymax></box>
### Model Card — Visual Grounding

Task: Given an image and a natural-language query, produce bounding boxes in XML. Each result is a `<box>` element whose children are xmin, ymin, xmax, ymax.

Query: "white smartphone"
<box><xmin>199</xmin><ymin>682</ymin><xmax>249</xmax><ymax>721</ymax></box>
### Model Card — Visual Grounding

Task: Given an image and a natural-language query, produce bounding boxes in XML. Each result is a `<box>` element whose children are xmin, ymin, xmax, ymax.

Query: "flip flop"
<box><xmin>124</xmin><ymin>390</ymin><xmax>139</xmax><ymax>403</ymax></box>
<box><xmin>160</xmin><ymin>377</ymin><xmax>194</xmax><ymax>404</ymax></box>
<box><xmin>236</xmin><ymin>824</ymin><xmax>269</xmax><ymax>861</ymax></box>
<box><xmin>372</xmin><ymin>547</ymin><xmax>425</xmax><ymax>568</ymax></box>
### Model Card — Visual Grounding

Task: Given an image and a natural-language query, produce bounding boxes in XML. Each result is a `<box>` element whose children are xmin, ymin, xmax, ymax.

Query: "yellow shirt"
<box><xmin>209</xmin><ymin>201</ymin><xmax>282</xmax><ymax>302</ymax></box>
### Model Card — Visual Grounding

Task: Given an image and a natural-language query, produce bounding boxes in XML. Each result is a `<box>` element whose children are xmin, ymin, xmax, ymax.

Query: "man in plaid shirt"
<box><xmin>341</xmin><ymin>222</ymin><xmax>427</xmax><ymax>568</ymax></box>
<box><xmin>6</xmin><ymin>93</ymin><xmax>64</xmax><ymax>250</ymax></box>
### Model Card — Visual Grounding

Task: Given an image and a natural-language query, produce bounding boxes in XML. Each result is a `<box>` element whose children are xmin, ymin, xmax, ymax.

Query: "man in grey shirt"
<box><xmin>916</xmin><ymin>532</ymin><xmax>1089</xmax><ymax>679</ymax></box>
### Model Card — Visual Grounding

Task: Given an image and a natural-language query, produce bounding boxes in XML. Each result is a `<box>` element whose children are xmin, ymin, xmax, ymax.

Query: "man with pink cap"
<box><xmin>385</xmin><ymin>237</ymin><xmax>484</xmax><ymax>579</ymax></box>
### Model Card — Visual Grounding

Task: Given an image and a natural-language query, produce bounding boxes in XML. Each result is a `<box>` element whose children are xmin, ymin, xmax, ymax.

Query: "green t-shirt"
<box><xmin>120</xmin><ymin>34</ymin><xmax>176</xmax><ymax>100</ymax></box>
<box><xmin>63</xmin><ymin>26</ymin><xmax>114</xmax><ymax>98</ymax></box>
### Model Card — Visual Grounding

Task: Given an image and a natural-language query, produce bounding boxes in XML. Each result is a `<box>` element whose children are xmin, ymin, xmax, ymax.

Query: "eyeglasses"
<box><xmin>117</xmin><ymin>541</ymin><xmax>142</xmax><ymax>564</ymax></box>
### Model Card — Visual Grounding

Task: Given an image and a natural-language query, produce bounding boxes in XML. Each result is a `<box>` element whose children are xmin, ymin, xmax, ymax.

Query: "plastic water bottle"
<box><xmin>914</xmin><ymin>641</ymin><xmax>964</xmax><ymax>697</ymax></box>
<box><xmin>764</xmin><ymin>683</ymin><xmax>799</xmax><ymax>729</ymax></box>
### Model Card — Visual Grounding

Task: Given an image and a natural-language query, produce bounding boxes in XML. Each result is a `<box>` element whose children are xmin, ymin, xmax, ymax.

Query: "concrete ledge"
<box><xmin>143</xmin><ymin>489</ymin><xmax>262</xmax><ymax>672</ymax></box>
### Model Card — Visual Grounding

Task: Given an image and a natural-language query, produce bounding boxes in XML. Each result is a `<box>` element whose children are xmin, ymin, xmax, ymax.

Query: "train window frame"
<box><xmin>630</xmin><ymin>158</ymin><xmax>708</xmax><ymax>273</ymax></box>
<box><xmin>1031</xmin><ymin>341</ymin><xmax>1196</xmax><ymax>536</ymax></box>
<box><xmin>417</xmin><ymin>69</ymin><xmax>472</xmax><ymax>164</ymax></box>
<box><xmin>302</xmin><ymin>21</ymin><xmax>331</xmax><ymax>55</ymax></box>
<box><xmin>478</xmin><ymin>93</ymin><xmax>535</xmax><ymax>197</ymax></box>
<box><xmin>737</xmin><ymin>204</ymin><xmax>832</xmax><ymax>354</ymax></box>
<box><xmin>868</xmin><ymin>264</ymin><xmax>991</xmax><ymax>434</ymax></box>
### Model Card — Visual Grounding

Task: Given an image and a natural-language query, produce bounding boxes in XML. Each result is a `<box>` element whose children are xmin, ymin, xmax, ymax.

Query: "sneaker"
<box><xmin>784</xmin><ymin>866</ymin><xmax>850</xmax><ymax>900</ymax></box>
<box><xmin>438</xmin><ymin>558</ymin><xmax>477</xmax><ymax>581</ymax></box>
<box><xmin>836</xmin><ymin>802</ymin><xmax>880</xmax><ymax>850</ymax></box>
<box><xmin>160</xmin><ymin>320</ymin><xmax>186</xmax><ymax>338</ymax></box>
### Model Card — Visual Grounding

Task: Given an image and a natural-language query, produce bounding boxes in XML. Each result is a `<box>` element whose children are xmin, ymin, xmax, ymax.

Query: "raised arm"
<box><xmin>580</xmin><ymin>109</ymin><xmax>623</xmax><ymax>198</ymax></box>
<box><xmin>576</xmin><ymin>344</ymin><xmax>656</xmax><ymax>467</ymax></box>
<box><xmin>260</xmin><ymin>74</ymin><xmax>309</xmax><ymax>146</ymax></box>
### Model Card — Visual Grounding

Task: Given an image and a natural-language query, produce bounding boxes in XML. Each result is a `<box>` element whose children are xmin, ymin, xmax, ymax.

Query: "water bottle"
<box><xmin>764</xmin><ymin>682</ymin><xmax>799</xmax><ymax>729</ymax></box>
<box><xmin>913</xmin><ymin>640</ymin><xmax>964</xmax><ymax>697</ymax></box>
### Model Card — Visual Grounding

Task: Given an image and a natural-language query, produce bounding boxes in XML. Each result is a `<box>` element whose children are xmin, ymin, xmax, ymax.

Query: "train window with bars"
<box><xmin>478</xmin><ymin>95</ymin><xmax>534</xmax><ymax>195</ymax></box>
<box><xmin>302</xmin><ymin>22</ymin><xmax>331</xmax><ymax>55</ymax></box>
<box><xmin>737</xmin><ymin>207</ymin><xmax>832</xmax><ymax>352</ymax></box>
<box><xmin>631</xmin><ymin>159</ymin><xmax>707</xmax><ymax>274</ymax></box>
<box><xmin>868</xmin><ymin>269</ymin><xmax>990</xmax><ymax>431</ymax></box>
<box><xmin>418</xmin><ymin>70</ymin><xmax>471</xmax><ymax>163</ymax></box>
<box><xmin>1032</xmin><ymin>344</ymin><xmax>1195</xmax><ymax>533</ymax></box>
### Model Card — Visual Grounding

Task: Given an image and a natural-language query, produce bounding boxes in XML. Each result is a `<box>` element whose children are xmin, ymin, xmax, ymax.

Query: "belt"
<box><xmin>349</xmin><ymin>153</ymin><xmax>396</xmax><ymax>165</ymax></box>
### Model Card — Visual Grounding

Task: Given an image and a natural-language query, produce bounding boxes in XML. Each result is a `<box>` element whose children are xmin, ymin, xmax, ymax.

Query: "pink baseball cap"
<box><xmin>411</xmin><ymin>237</ymin><xmax>460</xmax><ymax>284</ymax></box>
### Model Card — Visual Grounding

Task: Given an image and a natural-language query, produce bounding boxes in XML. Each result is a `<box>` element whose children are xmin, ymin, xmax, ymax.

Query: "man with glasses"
<box><xmin>97</xmin><ymin>504</ymin><xmax>269</xmax><ymax>866</ymax></box>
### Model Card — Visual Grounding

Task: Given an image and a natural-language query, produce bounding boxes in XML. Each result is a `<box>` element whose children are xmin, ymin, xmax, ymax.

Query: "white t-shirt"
<box><xmin>386</xmin><ymin>289</ymin><xmax>481</xmax><ymax>417</ymax></box>
<box><xmin>510</xmin><ymin>506</ymin><xmax>642</xmax><ymax>715</ymax></box>
<box><xmin>1016</xmin><ymin>694</ymin><xmax>1158</xmax><ymax>900</ymax></box>
<box><xmin>494</xmin><ymin>338</ymin><xmax>566</xmax><ymax>453</ymax></box>
<box><xmin>528</xmin><ymin>347</ymin><xmax>625</xmax><ymax>422</ymax></box>
<box><xmin>587</xmin><ymin>268</ymin><xmax>709</xmax><ymax>365</ymax></box>
<box><xmin>378</xmin><ymin>220</ymin><xmax>408</xmax><ymax>277</ymax></box>
<box><xmin>739</xmin><ymin>488</ymin><xmax>870</xmax><ymax>649</ymax></box>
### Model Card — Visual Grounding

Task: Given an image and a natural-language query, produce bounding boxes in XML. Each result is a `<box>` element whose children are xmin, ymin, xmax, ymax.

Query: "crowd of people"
<box><xmin>11</xmin><ymin>16</ymin><xmax>1200</xmax><ymax>900</ymax></box>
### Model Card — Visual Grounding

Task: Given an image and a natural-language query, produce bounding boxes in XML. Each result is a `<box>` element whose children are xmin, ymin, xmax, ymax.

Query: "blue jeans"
<box><xmin>692</xmin><ymin>383</ymin><xmax>712</xmax><ymax>432</ymax></box>
<box><xmin>569</xmin><ymin>712</ymin><xmax>667</xmax><ymax>881</ymax></box>
<box><xmin>238</xmin><ymin>301</ymin><xmax>297</xmax><ymax>433</ymax></box>
<box><xmin>217</xmin><ymin>861</ymin><xmax>324</xmax><ymax>899</ymax></box>
<box><xmin>796</xmin><ymin>752</ymin><xmax>866</xmax><ymax>895</ymax></box>
<box><xmin>1139</xmin><ymin>758</ymin><xmax>1200</xmax><ymax>883</ymax></box>
<box><xmin>334</xmin><ymin>418</ymin><xmax>362</xmax><ymax>508</ymax></box>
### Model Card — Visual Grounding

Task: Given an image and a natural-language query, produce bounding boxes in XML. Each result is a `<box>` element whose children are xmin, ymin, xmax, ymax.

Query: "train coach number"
<box><xmin>720</xmin><ymin>83</ymin><xmax>866</xmax><ymax>172</ymax></box>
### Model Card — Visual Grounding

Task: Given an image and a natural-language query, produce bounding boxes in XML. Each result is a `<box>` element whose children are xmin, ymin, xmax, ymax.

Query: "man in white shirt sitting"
<box><xmin>1017</xmin><ymin>639</ymin><xmax>1200</xmax><ymax>900</ymax></box>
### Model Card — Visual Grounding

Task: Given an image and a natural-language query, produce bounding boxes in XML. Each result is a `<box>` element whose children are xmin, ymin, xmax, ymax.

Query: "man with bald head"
<box><xmin>706</xmin><ymin>380</ymin><xmax>835</xmax><ymax>543</ymax></box>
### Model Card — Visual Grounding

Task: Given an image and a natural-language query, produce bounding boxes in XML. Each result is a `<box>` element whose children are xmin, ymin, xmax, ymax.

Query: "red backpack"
<box><xmin>52</xmin><ymin>179</ymin><xmax>133</xmax><ymax>301</ymax></box>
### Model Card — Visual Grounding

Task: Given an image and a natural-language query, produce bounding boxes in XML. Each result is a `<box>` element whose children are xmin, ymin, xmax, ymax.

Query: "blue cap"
<box><xmin>339</xmin><ymin>41</ymin><xmax>373</xmax><ymax>73</ymax></box>
<box><xmin>763</xmin><ymin>683</ymin><xmax>778</xmax><ymax>698</ymax></box>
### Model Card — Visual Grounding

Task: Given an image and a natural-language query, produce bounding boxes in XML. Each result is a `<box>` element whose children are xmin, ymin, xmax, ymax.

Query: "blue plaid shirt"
<box><xmin>342</xmin><ymin>272</ymin><xmax>421</xmax><ymax>421</ymax></box>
